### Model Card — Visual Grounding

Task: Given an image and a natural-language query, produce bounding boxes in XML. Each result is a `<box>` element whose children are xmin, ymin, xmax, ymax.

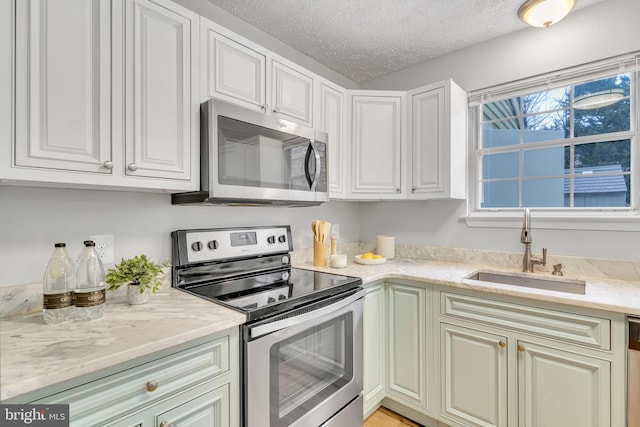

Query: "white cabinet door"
<box><xmin>517</xmin><ymin>340</ymin><xmax>611</xmax><ymax>427</ymax></box>
<box><xmin>387</xmin><ymin>283</ymin><xmax>426</xmax><ymax>408</ymax></box>
<box><xmin>363</xmin><ymin>283</ymin><xmax>386</xmax><ymax>415</ymax></box>
<box><xmin>351</xmin><ymin>92</ymin><xmax>405</xmax><ymax>198</ymax></box>
<box><xmin>14</xmin><ymin>0</ymin><xmax>112</xmax><ymax>174</ymax></box>
<box><xmin>124</xmin><ymin>0</ymin><xmax>198</xmax><ymax>182</ymax></box>
<box><xmin>201</xmin><ymin>21</ymin><xmax>266</xmax><ymax>109</ymax></box>
<box><xmin>318</xmin><ymin>82</ymin><xmax>346</xmax><ymax>198</ymax></box>
<box><xmin>271</xmin><ymin>60</ymin><xmax>313</xmax><ymax>126</ymax></box>
<box><xmin>440</xmin><ymin>323</ymin><xmax>508</xmax><ymax>427</ymax></box>
<box><xmin>0</xmin><ymin>0</ymin><xmax>13</xmax><ymax>170</ymax></box>
<box><xmin>407</xmin><ymin>79</ymin><xmax>466</xmax><ymax>200</ymax></box>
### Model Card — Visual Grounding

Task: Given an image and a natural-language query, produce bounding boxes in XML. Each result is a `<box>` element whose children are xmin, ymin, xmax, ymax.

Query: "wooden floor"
<box><xmin>364</xmin><ymin>407</ymin><xmax>422</xmax><ymax>427</ymax></box>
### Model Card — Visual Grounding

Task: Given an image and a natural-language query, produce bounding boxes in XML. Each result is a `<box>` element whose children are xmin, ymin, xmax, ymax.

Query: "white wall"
<box><xmin>356</xmin><ymin>0</ymin><xmax>640</xmax><ymax>262</ymax></box>
<box><xmin>0</xmin><ymin>186</ymin><xmax>360</xmax><ymax>286</ymax></box>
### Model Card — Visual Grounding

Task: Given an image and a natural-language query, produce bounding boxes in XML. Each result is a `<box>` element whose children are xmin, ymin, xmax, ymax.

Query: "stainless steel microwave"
<box><xmin>172</xmin><ymin>98</ymin><xmax>328</xmax><ymax>206</ymax></box>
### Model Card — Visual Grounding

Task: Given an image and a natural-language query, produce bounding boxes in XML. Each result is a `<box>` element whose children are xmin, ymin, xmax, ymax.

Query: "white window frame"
<box><xmin>464</xmin><ymin>53</ymin><xmax>640</xmax><ymax>231</ymax></box>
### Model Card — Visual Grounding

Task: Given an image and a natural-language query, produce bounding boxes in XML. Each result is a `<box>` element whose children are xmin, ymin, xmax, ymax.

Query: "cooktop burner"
<box><xmin>171</xmin><ymin>226</ymin><xmax>362</xmax><ymax>322</ymax></box>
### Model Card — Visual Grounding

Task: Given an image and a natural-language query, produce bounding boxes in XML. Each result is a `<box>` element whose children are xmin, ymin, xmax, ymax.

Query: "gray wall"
<box><xmin>0</xmin><ymin>186</ymin><xmax>360</xmax><ymax>286</ymax></box>
<box><xmin>355</xmin><ymin>0</ymin><xmax>640</xmax><ymax>262</ymax></box>
<box><xmin>3</xmin><ymin>0</ymin><xmax>639</xmax><ymax>287</ymax></box>
<box><xmin>362</xmin><ymin>0</ymin><xmax>640</xmax><ymax>92</ymax></box>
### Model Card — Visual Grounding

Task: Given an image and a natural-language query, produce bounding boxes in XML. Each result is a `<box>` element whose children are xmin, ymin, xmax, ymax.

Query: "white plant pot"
<box><xmin>127</xmin><ymin>283</ymin><xmax>150</xmax><ymax>305</ymax></box>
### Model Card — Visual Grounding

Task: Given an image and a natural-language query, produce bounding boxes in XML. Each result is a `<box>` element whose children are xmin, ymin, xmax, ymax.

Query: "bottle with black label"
<box><xmin>43</xmin><ymin>243</ymin><xmax>75</xmax><ymax>324</ymax></box>
<box><xmin>74</xmin><ymin>240</ymin><xmax>106</xmax><ymax>320</ymax></box>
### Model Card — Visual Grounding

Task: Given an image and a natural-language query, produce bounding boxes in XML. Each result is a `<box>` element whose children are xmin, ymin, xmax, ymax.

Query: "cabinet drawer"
<box><xmin>34</xmin><ymin>336</ymin><xmax>230</xmax><ymax>424</ymax></box>
<box><xmin>440</xmin><ymin>292</ymin><xmax>611</xmax><ymax>350</ymax></box>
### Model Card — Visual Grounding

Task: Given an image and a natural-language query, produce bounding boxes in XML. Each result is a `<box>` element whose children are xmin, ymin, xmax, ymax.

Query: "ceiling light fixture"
<box><xmin>574</xmin><ymin>88</ymin><xmax>625</xmax><ymax>110</ymax></box>
<box><xmin>518</xmin><ymin>0</ymin><xmax>576</xmax><ymax>28</ymax></box>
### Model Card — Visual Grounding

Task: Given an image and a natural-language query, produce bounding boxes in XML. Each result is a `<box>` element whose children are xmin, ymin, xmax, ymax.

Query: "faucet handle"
<box><xmin>541</xmin><ymin>247</ymin><xmax>547</xmax><ymax>266</ymax></box>
<box><xmin>552</xmin><ymin>263</ymin><xmax>564</xmax><ymax>276</ymax></box>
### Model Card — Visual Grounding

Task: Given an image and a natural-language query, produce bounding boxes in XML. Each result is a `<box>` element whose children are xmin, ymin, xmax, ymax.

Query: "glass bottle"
<box><xmin>74</xmin><ymin>240</ymin><xmax>106</xmax><ymax>320</ymax></box>
<box><xmin>43</xmin><ymin>243</ymin><xmax>75</xmax><ymax>324</ymax></box>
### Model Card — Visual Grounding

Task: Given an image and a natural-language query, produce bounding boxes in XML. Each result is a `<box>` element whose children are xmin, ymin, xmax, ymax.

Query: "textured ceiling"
<box><xmin>207</xmin><ymin>0</ymin><xmax>604</xmax><ymax>83</ymax></box>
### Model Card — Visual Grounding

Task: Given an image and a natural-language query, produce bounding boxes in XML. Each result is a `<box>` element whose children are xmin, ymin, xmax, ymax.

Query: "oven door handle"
<box><xmin>249</xmin><ymin>289</ymin><xmax>366</xmax><ymax>339</ymax></box>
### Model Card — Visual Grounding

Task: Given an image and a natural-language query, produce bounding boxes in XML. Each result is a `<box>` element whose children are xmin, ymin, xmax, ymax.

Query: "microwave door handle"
<box><xmin>249</xmin><ymin>289</ymin><xmax>366</xmax><ymax>339</ymax></box>
<box><xmin>304</xmin><ymin>141</ymin><xmax>321</xmax><ymax>191</ymax></box>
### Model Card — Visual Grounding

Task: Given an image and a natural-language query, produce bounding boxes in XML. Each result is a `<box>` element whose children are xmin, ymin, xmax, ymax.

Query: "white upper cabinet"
<box><xmin>407</xmin><ymin>79</ymin><xmax>466</xmax><ymax>199</ymax></box>
<box><xmin>316</xmin><ymin>81</ymin><xmax>347</xmax><ymax>198</ymax></box>
<box><xmin>13</xmin><ymin>0</ymin><xmax>112</xmax><ymax>174</ymax></box>
<box><xmin>122</xmin><ymin>0</ymin><xmax>198</xmax><ymax>182</ymax></box>
<box><xmin>271</xmin><ymin>60</ymin><xmax>313</xmax><ymax>126</ymax></box>
<box><xmin>5</xmin><ymin>0</ymin><xmax>199</xmax><ymax>191</ymax></box>
<box><xmin>350</xmin><ymin>91</ymin><xmax>406</xmax><ymax>199</ymax></box>
<box><xmin>201</xmin><ymin>20</ymin><xmax>314</xmax><ymax>127</ymax></box>
<box><xmin>201</xmin><ymin>22</ymin><xmax>267</xmax><ymax>109</ymax></box>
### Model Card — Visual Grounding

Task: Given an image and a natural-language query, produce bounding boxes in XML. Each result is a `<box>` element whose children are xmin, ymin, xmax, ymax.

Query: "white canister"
<box><xmin>376</xmin><ymin>235</ymin><xmax>395</xmax><ymax>259</ymax></box>
<box><xmin>330</xmin><ymin>254</ymin><xmax>347</xmax><ymax>268</ymax></box>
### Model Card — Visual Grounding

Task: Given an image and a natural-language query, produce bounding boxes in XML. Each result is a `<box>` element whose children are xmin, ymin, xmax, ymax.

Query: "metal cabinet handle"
<box><xmin>146</xmin><ymin>380</ymin><xmax>158</xmax><ymax>392</ymax></box>
<box><xmin>159</xmin><ymin>422</ymin><xmax>172</xmax><ymax>427</ymax></box>
<box><xmin>517</xmin><ymin>344</ymin><xmax>525</xmax><ymax>352</ymax></box>
<box><xmin>261</xmin><ymin>104</ymin><xmax>268</xmax><ymax>111</ymax></box>
<box><xmin>127</xmin><ymin>163</ymin><xmax>138</xmax><ymax>172</ymax></box>
<box><xmin>272</xmin><ymin>107</ymin><xmax>280</xmax><ymax>114</ymax></box>
<box><xmin>498</xmin><ymin>341</ymin><xmax>506</xmax><ymax>348</ymax></box>
<box><xmin>102</xmin><ymin>161</ymin><xmax>114</xmax><ymax>170</ymax></box>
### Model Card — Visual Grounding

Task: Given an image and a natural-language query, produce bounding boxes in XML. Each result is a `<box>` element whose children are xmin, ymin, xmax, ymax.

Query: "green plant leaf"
<box><xmin>105</xmin><ymin>254</ymin><xmax>170</xmax><ymax>293</ymax></box>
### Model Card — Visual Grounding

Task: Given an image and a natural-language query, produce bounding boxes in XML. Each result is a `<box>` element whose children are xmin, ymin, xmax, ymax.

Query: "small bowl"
<box><xmin>354</xmin><ymin>255</ymin><xmax>386</xmax><ymax>265</ymax></box>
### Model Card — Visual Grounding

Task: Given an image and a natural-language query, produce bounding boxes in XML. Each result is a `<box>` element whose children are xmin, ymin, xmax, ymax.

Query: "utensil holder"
<box><xmin>313</xmin><ymin>239</ymin><xmax>327</xmax><ymax>267</ymax></box>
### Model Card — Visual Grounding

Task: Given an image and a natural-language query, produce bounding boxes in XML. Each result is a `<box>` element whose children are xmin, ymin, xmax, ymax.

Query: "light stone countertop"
<box><xmin>3</xmin><ymin>257</ymin><xmax>640</xmax><ymax>402</ymax></box>
<box><xmin>0</xmin><ymin>287</ymin><xmax>246</xmax><ymax>401</ymax></box>
<box><xmin>297</xmin><ymin>257</ymin><xmax>640</xmax><ymax>316</ymax></box>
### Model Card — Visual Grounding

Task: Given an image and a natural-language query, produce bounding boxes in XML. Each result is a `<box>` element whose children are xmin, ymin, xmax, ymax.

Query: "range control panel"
<box><xmin>175</xmin><ymin>226</ymin><xmax>292</xmax><ymax>264</ymax></box>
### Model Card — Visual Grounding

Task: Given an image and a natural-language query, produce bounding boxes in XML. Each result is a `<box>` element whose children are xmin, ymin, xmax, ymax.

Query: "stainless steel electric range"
<box><xmin>171</xmin><ymin>225</ymin><xmax>364</xmax><ymax>427</ymax></box>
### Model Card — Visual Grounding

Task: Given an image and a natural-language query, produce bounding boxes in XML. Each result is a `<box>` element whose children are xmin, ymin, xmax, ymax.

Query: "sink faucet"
<box><xmin>521</xmin><ymin>208</ymin><xmax>547</xmax><ymax>272</ymax></box>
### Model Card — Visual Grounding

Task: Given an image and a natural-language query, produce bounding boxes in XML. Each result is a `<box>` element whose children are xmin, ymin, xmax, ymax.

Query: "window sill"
<box><xmin>463</xmin><ymin>211</ymin><xmax>640</xmax><ymax>231</ymax></box>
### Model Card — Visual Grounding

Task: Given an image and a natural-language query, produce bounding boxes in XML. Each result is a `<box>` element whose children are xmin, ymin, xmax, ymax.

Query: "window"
<box><xmin>469</xmin><ymin>55</ymin><xmax>639</xmax><ymax>223</ymax></box>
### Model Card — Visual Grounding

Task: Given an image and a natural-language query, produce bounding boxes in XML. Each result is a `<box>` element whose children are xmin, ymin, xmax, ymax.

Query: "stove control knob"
<box><xmin>282</xmin><ymin>271</ymin><xmax>290</xmax><ymax>281</ymax></box>
<box><xmin>267</xmin><ymin>235</ymin><xmax>276</xmax><ymax>244</ymax></box>
<box><xmin>278</xmin><ymin>235</ymin><xmax>286</xmax><ymax>243</ymax></box>
<box><xmin>207</xmin><ymin>240</ymin><xmax>218</xmax><ymax>250</ymax></box>
<box><xmin>191</xmin><ymin>241</ymin><xmax>203</xmax><ymax>252</ymax></box>
<box><xmin>278</xmin><ymin>294</ymin><xmax>287</xmax><ymax>301</ymax></box>
<box><xmin>267</xmin><ymin>297</ymin><xmax>276</xmax><ymax>303</ymax></box>
<box><xmin>282</xmin><ymin>255</ymin><xmax>290</xmax><ymax>265</ymax></box>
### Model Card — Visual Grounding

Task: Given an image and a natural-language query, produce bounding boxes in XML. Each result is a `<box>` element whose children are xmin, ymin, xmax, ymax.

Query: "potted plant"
<box><xmin>106</xmin><ymin>254</ymin><xmax>170</xmax><ymax>305</ymax></box>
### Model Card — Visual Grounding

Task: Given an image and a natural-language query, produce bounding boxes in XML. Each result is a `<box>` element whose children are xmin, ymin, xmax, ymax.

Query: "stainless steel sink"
<box><xmin>465</xmin><ymin>271</ymin><xmax>586</xmax><ymax>295</ymax></box>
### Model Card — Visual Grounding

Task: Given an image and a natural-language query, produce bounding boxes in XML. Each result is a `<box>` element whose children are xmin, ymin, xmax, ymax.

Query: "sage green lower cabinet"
<box><xmin>363</xmin><ymin>281</ymin><xmax>387</xmax><ymax>415</ymax></box>
<box><xmin>437</xmin><ymin>288</ymin><xmax>625</xmax><ymax>427</ymax></box>
<box><xmin>387</xmin><ymin>282</ymin><xmax>428</xmax><ymax>408</ymax></box>
<box><xmin>362</xmin><ymin>281</ymin><xmax>625</xmax><ymax>427</ymax></box>
<box><xmin>23</xmin><ymin>328</ymin><xmax>240</xmax><ymax>427</ymax></box>
<box><xmin>104</xmin><ymin>382</ymin><xmax>230</xmax><ymax>427</ymax></box>
<box><xmin>517</xmin><ymin>340</ymin><xmax>611</xmax><ymax>427</ymax></box>
<box><xmin>440</xmin><ymin>323</ymin><xmax>508</xmax><ymax>427</ymax></box>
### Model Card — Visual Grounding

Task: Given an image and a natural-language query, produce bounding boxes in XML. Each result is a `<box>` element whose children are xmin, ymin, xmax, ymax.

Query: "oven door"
<box><xmin>245</xmin><ymin>289</ymin><xmax>364</xmax><ymax>427</ymax></box>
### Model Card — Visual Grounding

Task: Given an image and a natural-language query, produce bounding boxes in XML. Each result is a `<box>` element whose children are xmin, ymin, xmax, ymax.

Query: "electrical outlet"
<box><xmin>89</xmin><ymin>234</ymin><xmax>114</xmax><ymax>265</ymax></box>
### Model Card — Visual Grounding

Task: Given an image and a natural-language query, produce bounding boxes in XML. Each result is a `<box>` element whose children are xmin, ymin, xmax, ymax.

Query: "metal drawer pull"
<box><xmin>159</xmin><ymin>422</ymin><xmax>172</xmax><ymax>427</ymax></box>
<box><xmin>498</xmin><ymin>341</ymin><xmax>506</xmax><ymax>348</ymax></box>
<box><xmin>127</xmin><ymin>163</ymin><xmax>138</xmax><ymax>171</ymax></box>
<box><xmin>102</xmin><ymin>161</ymin><xmax>114</xmax><ymax>170</ymax></box>
<box><xmin>517</xmin><ymin>344</ymin><xmax>525</xmax><ymax>352</ymax></box>
<box><xmin>146</xmin><ymin>380</ymin><xmax>158</xmax><ymax>392</ymax></box>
